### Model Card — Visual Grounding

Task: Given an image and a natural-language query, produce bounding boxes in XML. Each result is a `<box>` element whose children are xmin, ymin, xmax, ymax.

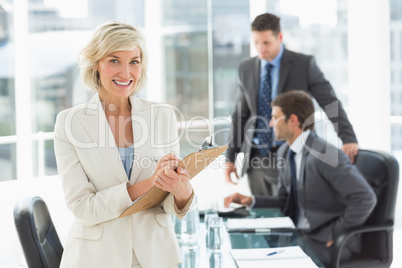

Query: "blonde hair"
<box><xmin>79</xmin><ymin>21</ymin><xmax>148</xmax><ymax>95</ymax></box>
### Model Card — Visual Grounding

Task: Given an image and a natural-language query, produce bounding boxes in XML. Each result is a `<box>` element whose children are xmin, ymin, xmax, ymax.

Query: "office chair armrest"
<box><xmin>330</xmin><ymin>222</ymin><xmax>394</xmax><ymax>268</ymax></box>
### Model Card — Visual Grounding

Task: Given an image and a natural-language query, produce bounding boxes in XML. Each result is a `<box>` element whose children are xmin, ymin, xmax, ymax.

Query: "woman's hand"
<box><xmin>154</xmin><ymin>165</ymin><xmax>193</xmax><ymax>210</ymax></box>
<box><xmin>127</xmin><ymin>153</ymin><xmax>180</xmax><ymax>201</ymax></box>
<box><xmin>151</xmin><ymin>153</ymin><xmax>181</xmax><ymax>181</ymax></box>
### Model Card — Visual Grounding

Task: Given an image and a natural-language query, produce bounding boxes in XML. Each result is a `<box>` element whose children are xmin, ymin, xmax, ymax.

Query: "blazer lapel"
<box><xmin>299</xmin><ymin>133</ymin><xmax>316</xmax><ymax>212</ymax></box>
<box><xmin>280</xmin><ymin>144</ymin><xmax>298</xmax><ymax>222</ymax></box>
<box><xmin>278</xmin><ymin>48</ymin><xmax>292</xmax><ymax>94</ymax></box>
<box><xmin>77</xmin><ymin>94</ymin><xmax>128</xmax><ymax>184</ymax></box>
<box><xmin>300</xmin><ymin>133</ymin><xmax>316</xmax><ymax>186</ymax></box>
<box><xmin>249</xmin><ymin>57</ymin><xmax>260</xmax><ymax>113</ymax></box>
<box><xmin>299</xmin><ymin>144</ymin><xmax>308</xmax><ymax>208</ymax></box>
<box><xmin>129</xmin><ymin>96</ymin><xmax>151</xmax><ymax>183</ymax></box>
<box><xmin>281</xmin><ymin>144</ymin><xmax>292</xmax><ymax>190</ymax></box>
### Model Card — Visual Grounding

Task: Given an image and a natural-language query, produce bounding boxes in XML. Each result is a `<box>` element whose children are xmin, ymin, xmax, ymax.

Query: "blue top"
<box><xmin>117</xmin><ymin>145</ymin><xmax>134</xmax><ymax>179</ymax></box>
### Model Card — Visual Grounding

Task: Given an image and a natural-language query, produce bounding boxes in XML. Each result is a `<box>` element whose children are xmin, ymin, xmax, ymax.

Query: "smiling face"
<box><xmin>97</xmin><ymin>47</ymin><xmax>142</xmax><ymax>101</ymax></box>
<box><xmin>252</xmin><ymin>30</ymin><xmax>282</xmax><ymax>61</ymax></box>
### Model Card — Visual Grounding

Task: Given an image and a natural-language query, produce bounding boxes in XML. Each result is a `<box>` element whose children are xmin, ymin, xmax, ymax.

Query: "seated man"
<box><xmin>224</xmin><ymin>90</ymin><xmax>376</xmax><ymax>266</ymax></box>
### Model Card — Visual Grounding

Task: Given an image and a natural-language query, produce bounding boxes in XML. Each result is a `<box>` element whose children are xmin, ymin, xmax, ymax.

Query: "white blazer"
<box><xmin>54</xmin><ymin>94</ymin><xmax>192</xmax><ymax>268</ymax></box>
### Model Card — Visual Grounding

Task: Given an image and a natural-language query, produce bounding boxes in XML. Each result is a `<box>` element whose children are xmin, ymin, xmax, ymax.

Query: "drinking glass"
<box><xmin>207</xmin><ymin>217</ymin><xmax>223</xmax><ymax>252</ymax></box>
<box><xmin>204</xmin><ymin>202</ymin><xmax>219</xmax><ymax>229</ymax></box>
<box><xmin>174</xmin><ymin>196</ymin><xmax>200</xmax><ymax>245</ymax></box>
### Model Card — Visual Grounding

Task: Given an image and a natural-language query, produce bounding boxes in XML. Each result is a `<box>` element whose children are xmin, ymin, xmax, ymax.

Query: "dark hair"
<box><xmin>251</xmin><ymin>13</ymin><xmax>281</xmax><ymax>35</ymax></box>
<box><xmin>272</xmin><ymin>90</ymin><xmax>315</xmax><ymax>131</ymax></box>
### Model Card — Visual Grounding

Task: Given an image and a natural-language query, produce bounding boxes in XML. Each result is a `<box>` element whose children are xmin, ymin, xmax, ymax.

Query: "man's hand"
<box><xmin>326</xmin><ymin>240</ymin><xmax>334</xmax><ymax>248</ymax></box>
<box><xmin>224</xmin><ymin>192</ymin><xmax>252</xmax><ymax>208</ymax></box>
<box><xmin>342</xmin><ymin>143</ymin><xmax>359</xmax><ymax>164</ymax></box>
<box><xmin>224</xmin><ymin>162</ymin><xmax>239</xmax><ymax>185</ymax></box>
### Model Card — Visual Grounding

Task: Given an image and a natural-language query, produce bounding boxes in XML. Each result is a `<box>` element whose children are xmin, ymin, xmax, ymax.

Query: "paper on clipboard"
<box><xmin>119</xmin><ymin>145</ymin><xmax>228</xmax><ymax>218</ymax></box>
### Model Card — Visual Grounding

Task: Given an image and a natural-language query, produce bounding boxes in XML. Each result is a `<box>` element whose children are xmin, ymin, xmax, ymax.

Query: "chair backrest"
<box><xmin>14</xmin><ymin>196</ymin><xmax>63</xmax><ymax>268</ymax></box>
<box><xmin>354</xmin><ymin>150</ymin><xmax>399</xmax><ymax>226</ymax></box>
<box><xmin>353</xmin><ymin>149</ymin><xmax>399</xmax><ymax>263</ymax></box>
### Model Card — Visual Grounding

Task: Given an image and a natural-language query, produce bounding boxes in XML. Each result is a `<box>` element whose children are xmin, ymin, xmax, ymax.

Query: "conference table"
<box><xmin>177</xmin><ymin>208</ymin><xmax>325</xmax><ymax>268</ymax></box>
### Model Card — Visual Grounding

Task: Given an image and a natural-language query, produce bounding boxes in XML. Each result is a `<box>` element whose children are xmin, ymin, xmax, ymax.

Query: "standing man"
<box><xmin>224</xmin><ymin>91</ymin><xmax>376</xmax><ymax>266</ymax></box>
<box><xmin>224</xmin><ymin>13</ymin><xmax>359</xmax><ymax>196</ymax></box>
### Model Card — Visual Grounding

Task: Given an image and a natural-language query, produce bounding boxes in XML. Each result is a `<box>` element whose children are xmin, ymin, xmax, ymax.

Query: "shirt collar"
<box><xmin>260</xmin><ymin>44</ymin><xmax>284</xmax><ymax>68</ymax></box>
<box><xmin>290</xmin><ymin>129</ymin><xmax>311</xmax><ymax>155</ymax></box>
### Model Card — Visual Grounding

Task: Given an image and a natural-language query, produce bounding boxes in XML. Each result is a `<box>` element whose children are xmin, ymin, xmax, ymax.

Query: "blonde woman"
<box><xmin>54</xmin><ymin>21</ymin><xmax>194</xmax><ymax>268</ymax></box>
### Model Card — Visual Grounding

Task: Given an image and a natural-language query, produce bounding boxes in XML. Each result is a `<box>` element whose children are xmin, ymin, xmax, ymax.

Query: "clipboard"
<box><xmin>119</xmin><ymin>145</ymin><xmax>228</xmax><ymax>217</ymax></box>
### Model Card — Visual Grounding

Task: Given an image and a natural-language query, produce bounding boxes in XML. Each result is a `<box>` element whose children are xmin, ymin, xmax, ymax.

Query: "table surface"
<box><xmin>177</xmin><ymin>208</ymin><xmax>325</xmax><ymax>268</ymax></box>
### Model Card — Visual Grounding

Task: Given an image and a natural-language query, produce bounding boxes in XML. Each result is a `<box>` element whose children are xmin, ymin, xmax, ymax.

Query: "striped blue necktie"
<box><xmin>255</xmin><ymin>63</ymin><xmax>273</xmax><ymax>156</ymax></box>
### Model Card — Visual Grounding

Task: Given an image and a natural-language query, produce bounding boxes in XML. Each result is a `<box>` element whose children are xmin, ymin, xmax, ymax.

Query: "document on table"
<box><xmin>230</xmin><ymin>246</ymin><xmax>318</xmax><ymax>268</ymax></box>
<box><xmin>226</xmin><ymin>217</ymin><xmax>295</xmax><ymax>232</ymax></box>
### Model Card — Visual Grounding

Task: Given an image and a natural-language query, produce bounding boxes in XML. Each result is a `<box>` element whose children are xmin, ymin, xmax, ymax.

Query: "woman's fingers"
<box><xmin>158</xmin><ymin>153</ymin><xmax>180</xmax><ymax>164</ymax></box>
<box><xmin>156</xmin><ymin>153</ymin><xmax>181</xmax><ymax>170</ymax></box>
<box><xmin>160</xmin><ymin>159</ymin><xmax>180</xmax><ymax>169</ymax></box>
<box><xmin>155</xmin><ymin>167</ymin><xmax>190</xmax><ymax>192</ymax></box>
<box><xmin>159</xmin><ymin>167</ymin><xmax>189</xmax><ymax>183</ymax></box>
<box><xmin>154</xmin><ymin>176</ymin><xmax>164</xmax><ymax>186</ymax></box>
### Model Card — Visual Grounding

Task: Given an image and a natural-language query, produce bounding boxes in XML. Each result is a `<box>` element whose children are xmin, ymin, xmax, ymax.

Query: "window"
<box><xmin>160</xmin><ymin>0</ymin><xmax>250</xmax><ymax>155</ymax></box>
<box><xmin>391</xmin><ymin>0</ymin><xmax>402</xmax><ymax>151</ymax></box>
<box><xmin>1</xmin><ymin>0</ymin><xmax>394</xmax><ymax>180</ymax></box>
<box><xmin>0</xmin><ymin>1</ymin><xmax>16</xmax><ymax>181</ymax></box>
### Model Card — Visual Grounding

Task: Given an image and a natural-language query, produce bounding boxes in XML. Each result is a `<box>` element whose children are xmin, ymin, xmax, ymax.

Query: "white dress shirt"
<box><xmin>289</xmin><ymin>130</ymin><xmax>311</xmax><ymax>230</ymax></box>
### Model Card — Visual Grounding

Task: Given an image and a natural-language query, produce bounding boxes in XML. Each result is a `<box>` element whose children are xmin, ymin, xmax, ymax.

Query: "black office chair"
<box><xmin>331</xmin><ymin>149</ymin><xmax>399</xmax><ymax>268</ymax></box>
<box><xmin>14</xmin><ymin>196</ymin><xmax>63</xmax><ymax>268</ymax></box>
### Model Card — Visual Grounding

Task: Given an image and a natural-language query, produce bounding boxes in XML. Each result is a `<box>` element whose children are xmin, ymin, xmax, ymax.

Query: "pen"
<box><xmin>150</xmin><ymin>158</ymin><xmax>159</xmax><ymax>163</ymax></box>
<box><xmin>267</xmin><ymin>249</ymin><xmax>284</xmax><ymax>256</ymax></box>
<box><xmin>199</xmin><ymin>136</ymin><xmax>214</xmax><ymax>151</ymax></box>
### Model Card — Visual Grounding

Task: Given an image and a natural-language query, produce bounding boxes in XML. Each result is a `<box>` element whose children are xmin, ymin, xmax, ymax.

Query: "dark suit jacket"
<box><xmin>226</xmin><ymin>49</ymin><xmax>358</xmax><ymax>176</ymax></box>
<box><xmin>254</xmin><ymin>133</ymin><xmax>376</xmax><ymax>253</ymax></box>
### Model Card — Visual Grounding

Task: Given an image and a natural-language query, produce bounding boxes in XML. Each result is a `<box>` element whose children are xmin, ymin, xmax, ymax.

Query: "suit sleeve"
<box><xmin>254</xmin><ymin>183</ymin><xmax>287</xmax><ymax>209</ymax></box>
<box><xmin>307</xmin><ymin>56</ymin><xmax>358</xmax><ymax>144</ymax></box>
<box><xmin>319</xmin><ymin>150</ymin><xmax>377</xmax><ymax>240</ymax></box>
<box><xmin>54</xmin><ymin>111</ymin><xmax>132</xmax><ymax>226</ymax></box>
<box><xmin>253</xmin><ymin>145</ymin><xmax>289</xmax><ymax>209</ymax></box>
<box><xmin>225</xmin><ymin>67</ymin><xmax>252</xmax><ymax>163</ymax></box>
